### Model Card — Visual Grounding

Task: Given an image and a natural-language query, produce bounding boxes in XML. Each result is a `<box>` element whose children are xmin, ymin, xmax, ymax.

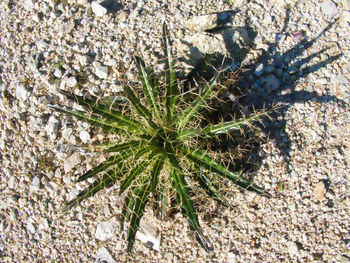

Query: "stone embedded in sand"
<box><xmin>313</xmin><ymin>181</ymin><xmax>327</xmax><ymax>200</ymax></box>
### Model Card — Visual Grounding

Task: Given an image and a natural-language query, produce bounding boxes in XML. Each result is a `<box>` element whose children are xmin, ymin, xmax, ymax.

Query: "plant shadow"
<box><xmin>179</xmin><ymin>8</ymin><xmax>346</xmax><ymax>181</ymax></box>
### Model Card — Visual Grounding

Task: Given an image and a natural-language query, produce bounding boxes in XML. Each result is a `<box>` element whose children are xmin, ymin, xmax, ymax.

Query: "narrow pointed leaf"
<box><xmin>193</xmin><ymin>171</ymin><xmax>228</xmax><ymax>206</ymax></box>
<box><xmin>136</xmin><ymin>56</ymin><xmax>161</xmax><ymax>119</ymax></box>
<box><xmin>177</xmin><ymin>129</ymin><xmax>206</xmax><ymax>141</ymax></box>
<box><xmin>177</xmin><ymin>73</ymin><xmax>219</xmax><ymax>130</ymax></box>
<box><xmin>120</xmin><ymin>191</ymin><xmax>135</xmax><ymax>231</ymax></box>
<box><xmin>127</xmin><ymin>180</ymin><xmax>151</xmax><ymax>252</ymax></box>
<box><xmin>119</xmin><ymin>150</ymin><xmax>159</xmax><ymax>195</ymax></box>
<box><xmin>78</xmin><ymin>140</ymin><xmax>142</xmax><ymax>152</ymax></box>
<box><xmin>60</xmin><ymin>90</ymin><xmax>141</xmax><ymax>131</ymax></box>
<box><xmin>203</xmin><ymin>114</ymin><xmax>262</xmax><ymax>135</ymax></box>
<box><xmin>150</xmin><ymin>158</ymin><xmax>165</xmax><ymax>195</ymax></box>
<box><xmin>124</xmin><ymin>85</ymin><xmax>158</xmax><ymax>130</ymax></box>
<box><xmin>77</xmin><ymin>141</ymin><xmax>142</xmax><ymax>182</ymax></box>
<box><xmin>50</xmin><ymin>105</ymin><xmax>123</xmax><ymax>134</ymax></box>
<box><xmin>62</xmin><ymin>171</ymin><xmax>118</xmax><ymax>212</ymax></box>
<box><xmin>168</xmin><ymin>155</ymin><xmax>210</xmax><ymax>250</ymax></box>
<box><xmin>163</xmin><ymin>22</ymin><xmax>178</xmax><ymax>122</ymax></box>
<box><xmin>184</xmin><ymin>148</ymin><xmax>270</xmax><ymax>196</ymax></box>
<box><xmin>178</xmin><ymin>113</ymin><xmax>263</xmax><ymax>141</ymax></box>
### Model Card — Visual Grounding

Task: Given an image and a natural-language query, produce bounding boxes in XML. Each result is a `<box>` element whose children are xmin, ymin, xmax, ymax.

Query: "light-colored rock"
<box><xmin>94</xmin><ymin>63</ymin><xmax>108</xmax><ymax>79</ymax></box>
<box><xmin>62</xmin><ymin>127</ymin><xmax>73</xmax><ymax>140</ymax></box>
<box><xmin>64</xmin><ymin>153</ymin><xmax>81</xmax><ymax>173</ymax></box>
<box><xmin>320</xmin><ymin>0</ymin><xmax>339</xmax><ymax>16</ymax></box>
<box><xmin>91</xmin><ymin>1</ymin><xmax>108</xmax><ymax>17</ymax></box>
<box><xmin>27</xmin><ymin>222</ymin><xmax>36</xmax><ymax>234</ymax></box>
<box><xmin>95</xmin><ymin>219</ymin><xmax>115</xmax><ymax>241</ymax></box>
<box><xmin>136</xmin><ymin>218</ymin><xmax>161</xmax><ymax>251</ymax></box>
<box><xmin>16</xmin><ymin>85</ymin><xmax>29</xmax><ymax>101</ymax></box>
<box><xmin>77</xmin><ymin>0</ymin><xmax>89</xmax><ymax>5</ymax></box>
<box><xmin>313</xmin><ymin>181</ymin><xmax>327</xmax><ymax>200</ymax></box>
<box><xmin>330</xmin><ymin>74</ymin><xmax>348</xmax><ymax>84</ymax></box>
<box><xmin>79</xmin><ymin>130</ymin><xmax>90</xmax><ymax>143</ymax></box>
<box><xmin>94</xmin><ymin>247</ymin><xmax>117</xmax><ymax>263</ymax></box>
<box><xmin>38</xmin><ymin>218</ymin><xmax>49</xmax><ymax>231</ymax></box>
<box><xmin>315</xmin><ymin>78</ymin><xmax>328</xmax><ymax>84</ymax></box>
<box><xmin>30</xmin><ymin>176</ymin><xmax>40</xmax><ymax>192</ymax></box>
<box><xmin>0</xmin><ymin>201</ymin><xmax>10</xmax><ymax>210</ymax></box>
<box><xmin>288</xmin><ymin>241</ymin><xmax>299</xmax><ymax>256</ymax></box>
<box><xmin>185</xmin><ymin>14</ymin><xmax>217</xmax><ymax>32</ymax></box>
<box><xmin>45</xmin><ymin>115</ymin><xmax>60</xmax><ymax>141</ymax></box>
<box><xmin>255</xmin><ymin>63</ymin><xmax>264</xmax><ymax>76</ymax></box>
<box><xmin>343</xmin><ymin>0</ymin><xmax>350</xmax><ymax>10</ymax></box>
<box><xmin>340</xmin><ymin>255</ymin><xmax>350</xmax><ymax>262</ymax></box>
<box><xmin>53</xmin><ymin>68</ymin><xmax>63</xmax><ymax>79</ymax></box>
<box><xmin>66</xmin><ymin>76</ymin><xmax>77</xmax><ymax>87</ymax></box>
<box><xmin>23</xmin><ymin>0</ymin><xmax>34</xmax><ymax>11</ymax></box>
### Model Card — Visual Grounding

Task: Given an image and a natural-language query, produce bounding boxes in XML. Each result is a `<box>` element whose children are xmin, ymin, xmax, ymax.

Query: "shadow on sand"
<box><xmin>179</xmin><ymin>8</ymin><xmax>345</xmax><ymax>179</ymax></box>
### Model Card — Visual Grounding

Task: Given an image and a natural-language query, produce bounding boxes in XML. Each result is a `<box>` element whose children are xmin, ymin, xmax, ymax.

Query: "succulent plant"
<box><xmin>52</xmin><ymin>23</ymin><xmax>269</xmax><ymax>252</ymax></box>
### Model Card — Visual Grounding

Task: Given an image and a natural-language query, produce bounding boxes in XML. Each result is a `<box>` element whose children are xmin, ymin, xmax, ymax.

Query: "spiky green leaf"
<box><xmin>50</xmin><ymin>105</ymin><xmax>122</xmax><ymax>134</ymax></box>
<box><xmin>120</xmin><ymin>191</ymin><xmax>135</xmax><ymax>231</ymax></box>
<box><xmin>150</xmin><ymin>158</ymin><xmax>165</xmax><ymax>196</ymax></box>
<box><xmin>168</xmin><ymin>155</ymin><xmax>210</xmax><ymax>250</ymax></box>
<box><xmin>193</xmin><ymin>170</ymin><xmax>228</xmax><ymax>206</ymax></box>
<box><xmin>178</xmin><ymin>113</ymin><xmax>263</xmax><ymax>141</ymax></box>
<box><xmin>77</xmin><ymin>141</ymin><xmax>142</xmax><ymax>182</ymax></box>
<box><xmin>136</xmin><ymin>56</ymin><xmax>161</xmax><ymax>119</ymax></box>
<box><xmin>127</xmin><ymin>180</ymin><xmax>151</xmax><ymax>252</ymax></box>
<box><xmin>119</xmin><ymin>150</ymin><xmax>159</xmax><ymax>195</ymax></box>
<box><xmin>163</xmin><ymin>22</ymin><xmax>178</xmax><ymax>122</ymax></box>
<box><xmin>177</xmin><ymin>129</ymin><xmax>206</xmax><ymax>141</ymax></box>
<box><xmin>124</xmin><ymin>85</ymin><xmax>158</xmax><ymax>130</ymax></box>
<box><xmin>60</xmin><ymin>90</ymin><xmax>141</xmax><ymax>132</ymax></box>
<box><xmin>62</xmin><ymin>170</ymin><xmax>118</xmax><ymax>212</ymax></box>
<box><xmin>203</xmin><ymin>114</ymin><xmax>261</xmax><ymax>135</ymax></box>
<box><xmin>177</xmin><ymin>73</ymin><xmax>219</xmax><ymax>130</ymax></box>
<box><xmin>184</xmin><ymin>148</ymin><xmax>270</xmax><ymax>196</ymax></box>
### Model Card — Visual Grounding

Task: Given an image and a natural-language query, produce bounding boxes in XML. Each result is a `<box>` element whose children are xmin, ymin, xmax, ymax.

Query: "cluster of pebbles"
<box><xmin>0</xmin><ymin>0</ymin><xmax>349</xmax><ymax>262</ymax></box>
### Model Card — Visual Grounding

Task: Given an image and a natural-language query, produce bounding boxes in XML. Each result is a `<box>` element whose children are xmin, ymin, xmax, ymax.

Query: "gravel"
<box><xmin>0</xmin><ymin>0</ymin><xmax>349</xmax><ymax>262</ymax></box>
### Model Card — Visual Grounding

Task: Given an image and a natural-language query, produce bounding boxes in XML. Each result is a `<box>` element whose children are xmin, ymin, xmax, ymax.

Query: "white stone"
<box><xmin>16</xmin><ymin>85</ymin><xmax>29</xmax><ymax>101</ymax></box>
<box><xmin>315</xmin><ymin>78</ymin><xmax>328</xmax><ymax>84</ymax></box>
<box><xmin>136</xmin><ymin>218</ymin><xmax>161</xmax><ymax>251</ymax></box>
<box><xmin>94</xmin><ymin>247</ymin><xmax>117</xmax><ymax>263</ymax></box>
<box><xmin>45</xmin><ymin>115</ymin><xmax>60</xmax><ymax>141</ymax></box>
<box><xmin>185</xmin><ymin>14</ymin><xmax>218</xmax><ymax>32</ymax></box>
<box><xmin>62</xmin><ymin>128</ymin><xmax>73</xmax><ymax>140</ymax></box>
<box><xmin>95</xmin><ymin>219</ymin><xmax>115</xmax><ymax>241</ymax></box>
<box><xmin>39</xmin><ymin>218</ymin><xmax>49</xmax><ymax>231</ymax></box>
<box><xmin>77</xmin><ymin>0</ymin><xmax>89</xmax><ymax>5</ymax></box>
<box><xmin>27</xmin><ymin>222</ymin><xmax>36</xmax><ymax>234</ymax></box>
<box><xmin>30</xmin><ymin>176</ymin><xmax>40</xmax><ymax>192</ymax></box>
<box><xmin>91</xmin><ymin>1</ymin><xmax>108</xmax><ymax>17</ymax></box>
<box><xmin>313</xmin><ymin>181</ymin><xmax>327</xmax><ymax>200</ymax></box>
<box><xmin>320</xmin><ymin>0</ymin><xmax>339</xmax><ymax>16</ymax></box>
<box><xmin>0</xmin><ymin>138</ymin><xmax>5</xmax><ymax>151</ymax></box>
<box><xmin>105</xmin><ymin>58</ymin><xmax>116</xmax><ymax>66</ymax></box>
<box><xmin>64</xmin><ymin>153</ymin><xmax>81</xmax><ymax>173</ymax></box>
<box><xmin>0</xmin><ymin>201</ymin><xmax>10</xmax><ymax>209</ymax></box>
<box><xmin>23</xmin><ymin>0</ymin><xmax>34</xmax><ymax>11</ymax></box>
<box><xmin>66</xmin><ymin>76</ymin><xmax>77</xmax><ymax>87</ymax></box>
<box><xmin>254</xmin><ymin>63</ymin><xmax>264</xmax><ymax>76</ymax></box>
<box><xmin>343</xmin><ymin>0</ymin><xmax>350</xmax><ymax>10</ymax></box>
<box><xmin>94</xmin><ymin>63</ymin><xmax>108</xmax><ymax>79</ymax></box>
<box><xmin>79</xmin><ymin>130</ymin><xmax>90</xmax><ymax>143</ymax></box>
<box><xmin>53</xmin><ymin>68</ymin><xmax>63</xmax><ymax>79</ymax></box>
<box><xmin>288</xmin><ymin>241</ymin><xmax>299</xmax><ymax>256</ymax></box>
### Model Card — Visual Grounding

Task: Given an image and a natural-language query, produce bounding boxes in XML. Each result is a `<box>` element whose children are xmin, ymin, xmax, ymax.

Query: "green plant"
<box><xmin>52</xmin><ymin>23</ymin><xmax>270</xmax><ymax>252</ymax></box>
